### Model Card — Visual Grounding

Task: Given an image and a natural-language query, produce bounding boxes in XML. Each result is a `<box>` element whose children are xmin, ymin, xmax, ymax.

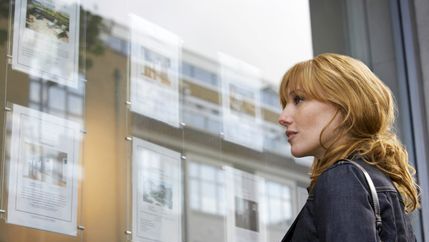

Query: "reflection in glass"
<box><xmin>202</xmin><ymin>182</ymin><xmax>216</xmax><ymax>214</ymax></box>
<box><xmin>182</xmin><ymin>62</ymin><xmax>219</xmax><ymax>87</ymax></box>
<box><xmin>98</xmin><ymin>17</ymin><xmax>292</xmax><ymax>157</ymax></box>
<box><xmin>188</xmin><ymin>161</ymin><xmax>226</xmax><ymax>216</ymax></box>
<box><xmin>28</xmin><ymin>77</ymin><xmax>84</xmax><ymax>123</ymax></box>
<box><xmin>68</xmin><ymin>94</ymin><xmax>83</xmax><ymax>116</ymax></box>
<box><xmin>48</xmin><ymin>85</ymin><xmax>66</xmax><ymax>111</ymax></box>
<box><xmin>29</xmin><ymin>80</ymin><xmax>41</xmax><ymax>101</ymax></box>
<box><xmin>181</xmin><ymin>57</ymin><xmax>221</xmax><ymax>135</ymax></box>
<box><xmin>264</xmin><ymin>181</ymin><xmax>293</xmax><ymax>226</ymax></box>
<box><xmin>201</xmin><ymin>164</ymin><xmax>216</xmax><ymax>181</ymax></box>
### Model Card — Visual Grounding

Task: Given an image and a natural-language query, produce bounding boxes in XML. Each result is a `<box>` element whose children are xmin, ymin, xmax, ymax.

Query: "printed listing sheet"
<box><xmin>219</xmin><ymin>53</ymin><xmax>263</xmax><ymax>151</ymax></box>
<box><xmin>7</xmin><ymin>104</ymin><xmax>81</xmax><ymax>235</ymax></box>
<box><xmin>129</xmin><ymin>14</ymin><xmax>182</xmax><ymax>127</ymax></box>
<box><xmin>132</xmin><ymin>138</ymin><xmax>182</xmax><ymax>242</ymax></box>
<box><xmin>226</xmin><ymin>167</ymin><xmax>266</xmax><ymax>242</ymax></box>
<box><xmin>12</xmin><ymin>0</ymin><xmax>80</xmax><ymax>88</ymax></box>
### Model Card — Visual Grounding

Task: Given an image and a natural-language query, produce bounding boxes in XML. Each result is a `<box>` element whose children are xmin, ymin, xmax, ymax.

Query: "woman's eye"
<box><xmin>293</xmin><ymin>95</ymin><xmax>304</xmax><ymax>104</ymax></box>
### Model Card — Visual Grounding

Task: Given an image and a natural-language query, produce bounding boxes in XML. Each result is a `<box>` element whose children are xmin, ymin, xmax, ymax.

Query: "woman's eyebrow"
<box><xmin>288</xmin><ymin>89</ymin><xmax>302</xmax><ymax>97</ymax></box>
<box><xmin>289</xmin><ymin>89</ymin><xmax>306</xmax><ymax>96</ymax></box>
<box><xmin>287</xmin><ymin>90</ymin><xmax>296</xmax><ymax>96</ymax></box>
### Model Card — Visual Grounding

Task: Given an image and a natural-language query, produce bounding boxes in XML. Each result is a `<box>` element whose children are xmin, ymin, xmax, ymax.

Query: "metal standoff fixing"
<box><xmin>0</xmin><ymin>209</ymin><xmax>6</xmax><ymax>213</ymax></box>
<box><xmin>6</xmin><ymin>54</ymin><xmax>12</xmax><ymax>59</ymax></box>
<box><xmin>219</xmin><ymin>132</ymin><xmax>225</xmax><ymax>138</ymax></box>
<box><xmin>77</xmin><ymin>225</ymin><xmax>85</xmax><ymax>231</ymax></box>
<box><xmin>81</xmin><ymin>129</ymin><xmax>87</xmax><ymax>134</ymax></box>
<box><xmin>125</xmin><ymin>101</ymin><xmax>131</xmax><ymax>105</ymax></box>
<box><xmin>125</xmin><ymin>136</ymin><xmax>132</xmax><ymax>141</ymax></box>
<box><xmin>181</xmin><ymin>155</ymin><xmax>187</xmax><ymax>160</ymax></box>
<box><xmin>4</xmin><ymin>107</ymin><xmax>11</xmax><ymax>111</ymax></box>
<box><xmin>180</xmin><ymin>122</ymin><xmax>186</xmax><ymax>127</ymax></box>
<box><xmin>124</xmin><ymin>230</ymin><xmax>132</xmax><ymax>235</ymax></box>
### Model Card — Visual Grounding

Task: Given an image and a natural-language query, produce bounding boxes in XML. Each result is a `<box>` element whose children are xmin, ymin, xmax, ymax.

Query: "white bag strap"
<box><xmin>338</xmin><ymin>159</ymin><xmax>382</xmax><ymax>235</ymax></box>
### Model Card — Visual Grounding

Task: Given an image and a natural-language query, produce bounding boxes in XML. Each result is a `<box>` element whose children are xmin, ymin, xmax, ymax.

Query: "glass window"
<box><xmin>264</xmin><ymin>180</ymin><xmax>293</xmax><ymax>226</ymax></box>
<box><xmin>188</xmin><ymin>161</ymin><xmax>226</xmax><ymax>216</ymax></box>
<box><xmin>7</xmin><ymin>0</ymin><xmax>426</xmax><ymax>242</ymax></box>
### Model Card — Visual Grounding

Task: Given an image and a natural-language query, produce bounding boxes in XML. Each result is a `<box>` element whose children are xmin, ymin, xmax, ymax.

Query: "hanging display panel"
<box><xmin>129</xmin><ymin>14</ymin><xmax>182</xmax><ymax>127</ymax></box>
<box><xmin>219</xmin><ymin>53</ymin><xmax>263</xmax><ymax>151</ymax></box>
<box><xmin>6</xmin><ymin>104</ymin><xmax>81</xmax><ymax>236</ymax></box>
<box><xmin>225</xmin><ymin>167</ymin><xmax>266</xmax><ymax>242</ymax></box>
<box><xmin>132</xmin><ymin>137</ymin><xmax>182</xmax><ymax>242</ymax></box>
<box><xmin>12</xmin><ymin>0</ymin><xmax>80</xmax><ymax>88</ymax></box>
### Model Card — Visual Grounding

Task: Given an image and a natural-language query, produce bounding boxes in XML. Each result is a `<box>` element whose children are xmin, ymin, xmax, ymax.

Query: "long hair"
<box><xmin>279</xmin><ymin>53</ymin><xmax>420</xmax><ymax>213</ymax></box>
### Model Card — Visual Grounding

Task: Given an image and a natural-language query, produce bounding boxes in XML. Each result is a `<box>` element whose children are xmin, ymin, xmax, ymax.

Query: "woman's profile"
<box><xmin>278</xmin><ymin>53</ymin><xmax>420</xmax><ymax>242</ymax></box>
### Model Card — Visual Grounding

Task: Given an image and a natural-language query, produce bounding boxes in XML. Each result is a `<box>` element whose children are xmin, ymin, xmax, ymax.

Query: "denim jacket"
<box><xmin>282</xmin><ymin>158</ymin><xmax>416</xmax><ymax>242</ymax></box>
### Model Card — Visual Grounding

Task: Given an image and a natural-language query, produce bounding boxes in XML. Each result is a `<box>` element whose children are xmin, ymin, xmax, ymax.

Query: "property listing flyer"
<box><xmin>132</xmin><ymin>138</ymin><xmax>182</xmax><ymax>242</ymax></box>
<box><xmin>7</xmin><ymin>104</ymin><xmax>81</xmax><ymax>235</ymax></box>
<box><xmin>225</xmin><ymin>167</ymin><xmax>266</xmax><ymax>242</ymax></box>
<box><xmin>12</xmin><ymin>0</ymin><xmax>80</xmax><ymax>88</ymax></box>
<box><xmin>219</xmin><ymin>53</ymin><xmax>263</xmax><ymax>151</ymax></box>
<box><xmin>129</xmin><ymin>14</ymin><xmax>182</xmax><ymax>127</ymax></box>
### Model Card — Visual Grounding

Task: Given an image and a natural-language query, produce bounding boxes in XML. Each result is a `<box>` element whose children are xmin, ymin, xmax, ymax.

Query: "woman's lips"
<box><xmin>286</xmin><ymin>131</ymin><xmax>298</xmax><ymax>141</ymax></box>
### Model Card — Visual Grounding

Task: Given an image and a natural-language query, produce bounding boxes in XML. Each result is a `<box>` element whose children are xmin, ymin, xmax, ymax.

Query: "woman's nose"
<box><xmin>278</xmin><ymin>109</ymin><xmax>292</xmax><ymax>127</ymax></box>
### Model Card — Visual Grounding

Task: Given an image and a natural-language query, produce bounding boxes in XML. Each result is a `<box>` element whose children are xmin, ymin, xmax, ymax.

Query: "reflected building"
<box><xmin>99</xmin><ymin>18</ymin><xmax>308</xmax><ymax>242</ymax></box>
<box><xmin>0</xmin><ymin>0</ymin><xmax>429</xmax><ymax>241</ymax></box>
<box><xmin>28</xmin><ymin>77</ymin><xmax>85</xmax><ymax>123</ymax></box>
<box><xmin>101</xmin><ymin>20</ymin><xmax>293</xmax><ymax>157</ymax></box>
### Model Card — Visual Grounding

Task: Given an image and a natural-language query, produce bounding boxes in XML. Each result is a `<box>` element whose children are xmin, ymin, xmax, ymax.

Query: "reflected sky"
<box><xmin>81</xmin><ymin>0</ymin><xmax>313</xmax><ymax>86</ymax></box>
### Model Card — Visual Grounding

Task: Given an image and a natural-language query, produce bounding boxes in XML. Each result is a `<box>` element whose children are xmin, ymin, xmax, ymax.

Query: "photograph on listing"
<box><xmin>12</xmin><ymin>0</ymin><xmax>80</xmax><ymax>88</ymax></box>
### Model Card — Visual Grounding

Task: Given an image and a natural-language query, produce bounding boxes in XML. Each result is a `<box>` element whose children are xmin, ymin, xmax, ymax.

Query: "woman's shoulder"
<box><xmin>314</xmin><ymin>161</ymin><xmax>367</xmax><ymax>194</ymax></box>
<box><xmin>317</xmin><ymin>158</ymin><xmax>396</xmax><ymax>192</ymax></box>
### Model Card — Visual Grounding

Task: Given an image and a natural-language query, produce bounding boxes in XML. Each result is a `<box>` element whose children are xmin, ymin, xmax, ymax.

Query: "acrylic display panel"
<box><xmin>219</xmin><ymin>53</ymin><xmax>264</xmax><ymax>151</ymax></box>
<box><xmin>5</xmin><ymin>104</ymin><xmax>82</xmax><ymax>236</ymax></box>
<box><xmin>225</xmin><ymin>167</ymin><xmax>267</xmax><ymax>242</ymax></box>
<box><xmin>12</xmin><ymin>0</ymin><xmax>80</xmax><ymax>88</ymax></box>
<box><xmin>129</xmin><ymin>14</ymin><xmax>182</xmax><ymax>128</ymax></box>
<box><xmin>131</xmin><ymin>138</ymin><xmax>182</xmax><ymax>242</ymax></box>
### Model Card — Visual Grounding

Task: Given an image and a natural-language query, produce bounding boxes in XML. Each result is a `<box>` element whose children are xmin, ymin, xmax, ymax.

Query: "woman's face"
<box><xmin>278</xmin><ymin>89</ymin><xmax>342</xmax><ymax>159</ymax></box>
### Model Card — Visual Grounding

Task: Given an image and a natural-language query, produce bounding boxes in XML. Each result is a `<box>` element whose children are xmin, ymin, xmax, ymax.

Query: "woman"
<box><xmin>278</xmin><ymin>53</ymin><xmax>419</xmax><ymax>242</ymax></box>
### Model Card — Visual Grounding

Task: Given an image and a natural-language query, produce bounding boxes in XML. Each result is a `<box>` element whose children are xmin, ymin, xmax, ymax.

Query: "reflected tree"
<box><xmin>79</xmin><ymin>7</ymin><xmax>107</xmax><ymax>70</ymax></box>
<box><xmin>0</xmin><ymin>0</ymin><xmax>9</xmax><ymax>46</ymax></box>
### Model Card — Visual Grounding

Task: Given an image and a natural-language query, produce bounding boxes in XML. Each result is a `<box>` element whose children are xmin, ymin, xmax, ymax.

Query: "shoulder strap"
<box><xmin>338</xmin><ymin>159</ymin><xmax>382</xmax><ymax>235</ymax></box>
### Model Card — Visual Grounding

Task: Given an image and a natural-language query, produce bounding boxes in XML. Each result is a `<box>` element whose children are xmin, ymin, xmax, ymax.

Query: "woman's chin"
<box><xmin>291</xmin><ymin>150</ymin><xmax>305</xmax><ymax>158</ymax></box>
